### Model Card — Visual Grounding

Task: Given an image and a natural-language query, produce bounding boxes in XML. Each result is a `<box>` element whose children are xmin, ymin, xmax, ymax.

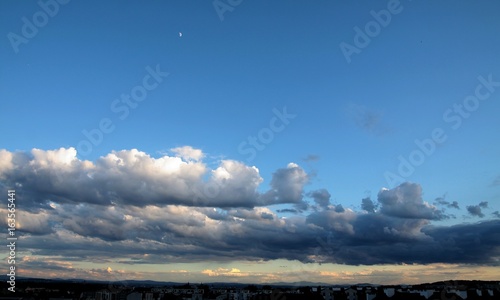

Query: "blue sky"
<box><xmin>1</xmin><ymin>0</ymin><xmax>500</xmax><ymax>284</ymax></box>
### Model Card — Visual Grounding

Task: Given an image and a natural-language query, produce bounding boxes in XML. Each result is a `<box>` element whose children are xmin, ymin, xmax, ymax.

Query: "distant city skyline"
<box><xmin>3</xmin><ymin>277</ymin><xmax>499</xmax><ymax>300</ymax></box>
<box><xmin>1</xmin><ymin>0</ymin><xmax>499</xmax><ymax>285</ymax></box>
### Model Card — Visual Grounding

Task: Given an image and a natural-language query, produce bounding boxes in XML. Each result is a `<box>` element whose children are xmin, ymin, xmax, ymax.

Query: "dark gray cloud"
<box><xmin>276</xmin><ymin>208</ymin><xmax>299</xmax><ymax>214</ymax></box>
<box><xmin>421</xmin><ymin>221</ymin><xmax>500</xmax><ymax>264</ymax></box>
<box><xmin>3</xmin><ymin>191</ymin><xmax>498</xmax><ymax>267</ymax></box>
<box><xmin>261</xmin><ymin>212</ymin><xmax>274</xmax><ymax>220</ymax></box>
<box><xmin>333</xmin><ymin>204</ymin><xmax>345</xmax><ymax>213</ymax></box>
<box><xmin>467</xmin><ymin>205</ymin><xmax>485</xmax><ymax>218</ymax></box>
<box><xmin>308</xmin><ymin>189</ymin><xmax>331</xmax><ymax>209</ymax></box>
<box><xmin>293</xmin><ymin>200</ymin><xmax>310</xmax><ymax>212</ymax></box>
<box><xmin>466</xmin><ymin>201</ymin><xmax>489</xmax><ymax>218</ymax></box>
<box><xmin>307</xmin><ymin>210</ymin><xmax>500</xmax><ymax>265</ymax></box>
<box><xmin>434</xmin><ymin>196</ymin><xmax>460</xmax><ymax>209</ymax></box>
<box><xmin>361</xmin><ymin>197</ymin><xmax>377</xmax><ymax>213</ymax></box>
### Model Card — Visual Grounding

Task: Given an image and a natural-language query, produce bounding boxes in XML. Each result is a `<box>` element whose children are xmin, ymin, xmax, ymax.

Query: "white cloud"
<box><xmin>171</xmin><ymin>146</ymin><xmax>204</xmax><ymax>161</ymax></box>
<box><xmin>0</xmin><ymin>149</ymin><xmax>14</xmax><ymax>176</ymax></box>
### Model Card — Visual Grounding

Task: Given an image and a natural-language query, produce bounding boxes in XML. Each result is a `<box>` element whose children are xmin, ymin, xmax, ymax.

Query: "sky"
<box><xmin>0</xmin><ymin>0</ymin><xmax>499</xmax><ymax>285</ymax></box>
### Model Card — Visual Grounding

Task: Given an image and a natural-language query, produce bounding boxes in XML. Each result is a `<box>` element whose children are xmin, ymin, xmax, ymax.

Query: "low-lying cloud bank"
<box><xmin>0</xmin><ymin>147</ymin><xmax>498</xmax><ymax>267</ymax></box>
